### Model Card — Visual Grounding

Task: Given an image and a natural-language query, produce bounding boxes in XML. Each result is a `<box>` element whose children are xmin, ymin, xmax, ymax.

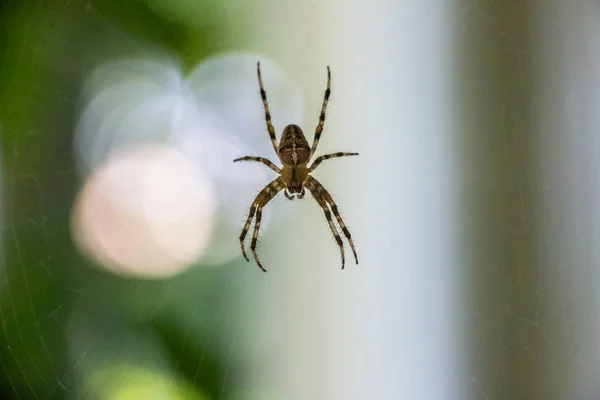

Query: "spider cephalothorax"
<box><xmin>234</xmin><ymin>62</ymin><xmax>358</xmax><ymax>272</ymax></box>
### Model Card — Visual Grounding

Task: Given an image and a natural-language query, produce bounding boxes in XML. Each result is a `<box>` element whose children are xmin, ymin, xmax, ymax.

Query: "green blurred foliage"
<box><xmin>0</xmin><ymin>0</ymin><xmax>257</xmax><ymax>398</ymax></box>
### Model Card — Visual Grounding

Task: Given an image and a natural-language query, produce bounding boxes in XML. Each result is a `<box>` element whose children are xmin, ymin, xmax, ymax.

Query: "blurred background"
<box><xmin>1</xmin><ymin>0</ymin><xmax>600</xmax><ymax>399</ymax></box>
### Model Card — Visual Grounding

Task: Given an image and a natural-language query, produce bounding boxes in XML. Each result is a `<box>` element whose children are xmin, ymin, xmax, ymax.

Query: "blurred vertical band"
<box><xmin>459</xmin><ymin>1</ymin><xmax>544</xmax><ymax>399</ymax></box>
<box><xmin>534</xmin><ymin>1</ymin><xmax>600</xmax><ymax>398</ymax></box>
<box><xmin>256</xmin><ymin>0</ymin><xmax>464</xmax><ymax>398</ymax></box>
<box><xmin>323</xmin><ymin>1</ymin><xmax>464</xmax><ymax>399</ymax></box>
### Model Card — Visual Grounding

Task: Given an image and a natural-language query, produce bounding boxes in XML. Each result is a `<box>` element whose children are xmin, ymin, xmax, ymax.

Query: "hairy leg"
<box><xmin>308</xmin><ymin>176</ymin><xmax>358</xmax><ymax>265</ymax></box>
<box><xmin>239</xmin><ymin>178</ymin><xmax>283</xmax><ymax>269</ymax></box>
<box><xmin>250</xmin><ymin>206</ymin><xmax>265</xmax><ymax>270</ymax></box>
<box><xmin>257</xmin><ymin>62</ymin><xmax>280</xmax><ymax>157</ymax></box>
<box><xmin>234</xmin><ymin>156</ymin><xmax>281</xmax><ymax>173</ymax></box>
<box><xmin>309</xmin><ymin>66</ymin><xmax>331</xmax><ymax>158</ymax></box>
<box><xmin>307</xmin><ymin>181</ymin><xmax>346</xmax><ymax>269</ymax></box>
<box><xmin>308</xmin><ymin>152</ymin><xmax>358</xmax><ymax>172</ymax></box>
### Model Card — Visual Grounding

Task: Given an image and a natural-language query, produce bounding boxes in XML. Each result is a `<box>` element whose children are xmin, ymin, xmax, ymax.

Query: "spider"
<box><xmin>233</xmin><ymin>62</ymin><xmax>359</xmax><ymax>272</ymax></box>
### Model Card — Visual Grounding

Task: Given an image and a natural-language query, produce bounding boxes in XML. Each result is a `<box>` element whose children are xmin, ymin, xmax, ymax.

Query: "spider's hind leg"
<box><xmin>257</xmin><ymin>62</ymin><xmax>280</xmax><ymax>156</ymax></box>
<box><xmin>310</xmin><ymin>66</ymin><xmax>332</xmax><ymax>158</ymax></box>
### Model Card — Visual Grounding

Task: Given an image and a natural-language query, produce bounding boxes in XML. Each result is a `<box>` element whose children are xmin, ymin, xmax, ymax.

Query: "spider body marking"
<box><xmin>279</xmin><ymin>125</ymin><xmax>310</xmax><ymax>196</ymax></box>
<box><xmin>233</xmin><ymin>62</ymin><xmax>358</xmax><ymax>272</ymax></box>
<box><xmin>279</xmin><ymin>124</ymin><xmax>311</xmax><ymax>166</ymax></box>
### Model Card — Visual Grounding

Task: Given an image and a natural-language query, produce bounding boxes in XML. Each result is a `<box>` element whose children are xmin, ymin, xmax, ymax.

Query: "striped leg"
<box><xmin>233</xmin><ymin>156</ymin><xmax>281</xmax><ymax>173</ymax></box>
<box><xmin>308</xmin><ymin>176</ymin><xmax>358</xmax><ymax>265</ymax></box>
<box><xmin>250</xmin><ymin>206</ymin><xmax>264</xmax><ymax>269</ymax></box>
<box><xmin>257</xmin><ymin>62</ymin><xmax>279</xmax><ymax>157</ymax></box>
<box><xmin>308</xmin><ymin>152</ymin><xmax>359</xmax><ymax>172</ymax></box>
<box><xmin>306</xmin><ymin>180</ymin><xmax>346</xmax><ymax>269</ymax></box>
<box><xmin>239</xmin><ymin>178</ymin><xmax>284</xmax><ymax>271</ymax></box>
<box><xmin>250</xmin><ymin>206</ymin><xmax>267</xmax><ymax>271</ymax></box>
<box><xmin>309</xmin><ymin>66</ymin><xmax>331</xmax><ymax>158</ymax></box>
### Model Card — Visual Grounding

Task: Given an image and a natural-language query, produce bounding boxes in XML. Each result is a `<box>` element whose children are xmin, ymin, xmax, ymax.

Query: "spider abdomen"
<box><xmin>279</xmin><ymin>124</ymin><xmax>310</xmax><ymax>165</ymax></box>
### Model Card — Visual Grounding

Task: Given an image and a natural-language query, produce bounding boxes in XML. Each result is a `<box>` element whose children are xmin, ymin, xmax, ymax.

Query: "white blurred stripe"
<box><xmin>324</xmin><ymin>1</ymin><xmax>465</xmax><ymax>399</ymax></box>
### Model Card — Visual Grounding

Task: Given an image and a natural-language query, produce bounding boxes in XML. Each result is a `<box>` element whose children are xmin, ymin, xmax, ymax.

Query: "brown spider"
<box><xmin>233</xmin><ymin>62</ymin><xmax>358</xmax><ymax>272</ymax></box>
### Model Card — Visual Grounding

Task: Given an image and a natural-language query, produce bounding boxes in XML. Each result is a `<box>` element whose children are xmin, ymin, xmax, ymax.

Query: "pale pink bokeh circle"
<box><xmin>71</xmin><ymin>145</ymin><xmax>216</xmax><ymax>279</ymax></box>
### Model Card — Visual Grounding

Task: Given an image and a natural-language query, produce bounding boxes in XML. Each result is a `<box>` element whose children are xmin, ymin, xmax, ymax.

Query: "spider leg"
<box><xmin>257</xmin><ymin>62</ymin><xmax>280</xmax><ymax>157</ymax></box>
<box><xmin>308</xmin><ymin>176</ymin><xmax>358</xmax><ymax>265</ymax></box>
<box><xmin>240</xmin><ymin>209</ymin><xmax>256</xmax><ymax>263</ymax></box>
<box><xmin>306</xmin><ymin>180</ymin><xmax>346</xmax><ymax>269</ymax></box>
<box><xmin>308</xmin><ymin>152</ymin><xmax>358</xmax><ymax>172</ymax></box>
<box><xmin>233</xmin><ymin>156</ymin><xmax>281</xmax><ymax>173</ymax></box>
<box><xmin>239</xmin><ymin>178</ymin><xmax>283</xmax><ymax>271</ymax></box>
<box><xmin>309</xmin><ymin>66</ymin><xmax>331</xmax><ymax>159</ymax></box>
<box><xmin>250</xmin><ymin>206</ymin><xmax>268</xmax><ymax>271</ymax></box>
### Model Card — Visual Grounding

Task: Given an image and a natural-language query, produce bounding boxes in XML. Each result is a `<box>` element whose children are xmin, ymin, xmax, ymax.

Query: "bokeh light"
<box><xmin>71</xmin><ymin>145</ymin><xmax>216</xmax><ymax>278</ymax></box>
<box><xmin>84</xmin><ymin>363</ymin><xmax>209</xmax><ymax>400</ymax></box>
<box><xmin>73</xmin><ymin>53</ymin><xmax>304</xmax><ymax>266</ymax></box>
<box><xmin>5</xmin><ymin>1</ymin><xmax>599</xmax><ymax>399</ymax></box>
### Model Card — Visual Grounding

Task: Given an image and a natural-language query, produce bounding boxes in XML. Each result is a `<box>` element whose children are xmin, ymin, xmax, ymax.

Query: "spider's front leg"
<box><xmin>239</xmin><ymin>178</ymin><xmax>284</xmax><ymax>271</ymax></box>
<box><xmin>306</xmin><ymin>176</ymin><xmax>358</xmax><ymax>268</ymax></box>
<box><xmin>307</xmin><ymin>182</ymin><xmax>346</xmax><ymax>268</ymax></box>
